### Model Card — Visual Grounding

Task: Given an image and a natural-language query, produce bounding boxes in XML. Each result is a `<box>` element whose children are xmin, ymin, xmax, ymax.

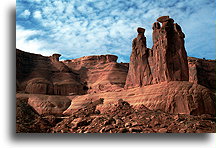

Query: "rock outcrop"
<box><xmin>62</xmin><ymin>55</ymin><xmax>128</xmax><ymax>93</ymax></box>
<box><xmin>188</xmin><ymin>57</ymin><xmax>216</xmax><ymax>91</ymax></box>
<box><xmin>152</xmin><ymin>16</ymin><xmax>189</xmax><ymax>83</ymax></box>
<box><xmin>125</xmin><ymin>16</ymin><xmax>189</xmax><ymax>88</ymax></box>
<box><xmin>16</xmin><ymin>49</ymin><xmax>85</xmax><ymax>95</ymax></box>
<box><xmin>64</xmin><ymin>81</ymin><xmax>215</xmax><ymax>116</ymax></box>
<box><xmin>16</xmin><ymin>96</ymin><xmax>215</xmax><ymax>133</ymax></box>
<box><xmin>17</xmin><ymin>49</ymin><xmax>128</xmax><ymax>95</ymax></box>
<box><xmin>28</xmin><ymin>95</ymin><xmax>71</xmax><ymax>115</ymax></box>
<box><xmin>125</xmin><ymin>28</ymin><xmax>153</xmax><ymax>88</ymax></box>
<box><xmin>50</xmin><ymin>53</ymin><xmax>61</xmax><ymax>62</ymax></box>
<box><xmin>52</xmin><ymin>99</ymin><xmax>215</xmax><ymax>133</ymax></box>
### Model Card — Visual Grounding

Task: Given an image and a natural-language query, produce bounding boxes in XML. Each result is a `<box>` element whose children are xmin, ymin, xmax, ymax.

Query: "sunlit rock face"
<box><xmin>125</xmin><ymin>16</ymin><xmax>189</xmax><ymax>89</ymax></box>
<box><xmin>151</xmin><ymin>16</ymin><xmax>189</xmax><ymax>83</ymax></box>
<box><xmin>125</xmin><ymin>27</ymin><xmax>153</xmax><ymax>89</ymax></box>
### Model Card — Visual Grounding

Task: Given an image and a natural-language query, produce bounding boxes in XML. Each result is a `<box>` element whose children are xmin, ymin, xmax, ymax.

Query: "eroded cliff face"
<box><xmin>62</xmin><ymin>55</ymin><xmax>129</xmax><ymax>93</ymax></box>
<box><xmin>188</xmin><ymin>57</ymin><xmax>216</xmax><ymax>91</ymax></box>
<box><xmin>16</xmin><ymin>49</ymin><xmax>85</xmax><ymax>95</ymax></box>
<box><xmin>16</xmin><ymin>49</ymin><xmax>128</xmax><ymax>95</ymax></box>
<box><xmin>64</xmin><ymin>81</ymin><xmax>215</xmax><ymax>116</ymax></box>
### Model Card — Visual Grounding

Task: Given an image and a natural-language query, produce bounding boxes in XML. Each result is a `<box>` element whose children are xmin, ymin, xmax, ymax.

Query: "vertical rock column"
<box><xmin>125</xmin><ymin>27</ymin><xmax>153</xmax><ymax>88</ymax></box>
<box><xmin>152</xmin><ymin>16</ymin><xmax>189</xmax><ymax>83</ymax></box>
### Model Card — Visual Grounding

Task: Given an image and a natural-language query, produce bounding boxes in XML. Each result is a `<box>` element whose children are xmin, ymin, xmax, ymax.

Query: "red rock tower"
<box><xmin>152</xmin><ymin>16</ymin><xmax>189</xmax><ymax>83</ymax></box>
<box><xmin>125</xmin><ymin>27</ymin><xmax>153</xmax><ymax>88</ymax></box>
<box><xmin>125</xmin><ymin>16</ymin><xmax>189</xmax><ymax>88</ymax></box>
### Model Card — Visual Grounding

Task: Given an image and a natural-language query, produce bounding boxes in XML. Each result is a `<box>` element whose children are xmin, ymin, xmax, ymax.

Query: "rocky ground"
<box><xmin>16</xmin><ymin>98</ymin><xmax>215</xmax><ymax>133</ymax></box>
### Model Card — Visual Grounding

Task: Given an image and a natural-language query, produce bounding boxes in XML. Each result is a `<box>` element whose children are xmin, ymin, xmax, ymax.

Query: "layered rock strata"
<box><xmin>64</xmin><ymin>81</ymin><xmax>215</xmax><ymax>116</ymax></box>
<box><xmin>188</xmin><ymin>57</ymin><xmax>216</xmax><ymax>91</ymax></box>
<box><xmin>17</xmin><ymin>49</ymin><xmax>128</xmax><ymax>95</ymax></box>
<box><xmin>16</xmin><ymin>49</ymin><xmax>85</xmax><ymax>95</ymax></box>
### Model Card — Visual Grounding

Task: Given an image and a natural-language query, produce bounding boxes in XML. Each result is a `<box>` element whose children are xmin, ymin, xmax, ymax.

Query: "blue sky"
<box><xmin>16</xmin><ymin>0</ymin><xmax>216</xmax><ymax>62</ymax></box>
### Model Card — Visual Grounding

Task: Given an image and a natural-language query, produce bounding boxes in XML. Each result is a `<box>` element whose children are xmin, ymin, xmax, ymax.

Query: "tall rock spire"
<box><xmin>125</xmin><ymin>27</ymin><xmax>153</xmax><ymax>88</ymax></box>
<box><xmin>125</xmin><ymin>16</ymin><xmax>189</xmax><ymax>88</ymax></box>
<box><xmin>152</xmin><ymin>16</ymin><xmax>189</xmax><ymax>83</ymax></box>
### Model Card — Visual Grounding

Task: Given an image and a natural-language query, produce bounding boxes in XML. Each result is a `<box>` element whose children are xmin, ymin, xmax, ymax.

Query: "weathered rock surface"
<box><xmin>156</xmin><ymin>16</ymin><xmax>170</xmax><ymax>23</ymax></box>
<box><xmin>151</xmin><ymin>16</ymin><xmax>189</xmax><ymax>83</ymax></box>
<box><xmin>28</xmin><ymin>95</ymin><xmax>71</xmax><ymax>115</ymax></box>
<box><xmin>17</xmin><ymin>97</ymin><xmax>215</xmax><ymax>133</ymax></box>
<box><xmin>64</xmin><ymin>81</ymin><xmax>215</xmax><ymax>116</ymax></box>
<box><xmin>16</xmin><ymin>49</ymin><xmax>85</xmax><ymax>95</ymax></box>
<box><xmin>16</xmin><ymin>97</ymin><xmax>53</xmax><ymax>133</ymax></box>
<box><xmin>62</xmin><ymin>55</ymin><xmax>128</xmax><ymax>93</ymax></box>
<box><xmin>17</xmin><ymin>49</ymin><xmax>128</xmax><ymax>95</ymax></box>
<box><xmin>188</xmin><ymin>57</ymin><xmax>216</xmax><ymax>91</ymax></box>
<box><xmin>125</xmin><ymin>16</ymin><xmax>189</xmax><ymax>88</ymax></box>
<box><xmin>16</xmin><ymin>16</ymin><xmax>216</xmax><ymax>133</ymax></box>
<box><xmin>125</xmin><ymin>27</ymin><xmax>153</xmax><ymax>88</ymax></box>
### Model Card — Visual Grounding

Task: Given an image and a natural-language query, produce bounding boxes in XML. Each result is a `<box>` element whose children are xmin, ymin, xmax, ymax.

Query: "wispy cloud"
<box><xmin>16</xmin><ymin>25</ymin><xmax>54</xmax><ymax>56</ymax></box>
<box><xmin>16</xmin><ymin>0</ymin><xmax>216</xmax><ymax>62</ymax></box>
<box><xmin>20</xmin><ymin>9</ymin><xmax>31</xmax><ymax>18</ymax></box>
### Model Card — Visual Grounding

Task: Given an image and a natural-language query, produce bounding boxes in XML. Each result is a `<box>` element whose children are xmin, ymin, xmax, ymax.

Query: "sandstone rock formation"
<box><xmin>125</xmin><ymin>16</ymin><xmax>189</xmax><ymax>88</ymax></box>
<box><xmin>188</xmin><ymin>57</ymin><xmax>216</xmax><ymax>91</ymax></box>
<box><xmin>17</xmin><ymin>49</ymin><xmax>128</xmax><ymax>95</ymax></box>
<box><xmin>125</xmin><ymin>27</ymin><xmax>153</xmax><ymax>88</ymax></box>
<box><xmin>50</xmin><ymin>53</ymin><xmax>61</xmax><ymax>62</ymax></box>
<box><xmin>61</xmin><ymin>55</ymin><xmax>128</xmax><ymax>93</ymax></box>
<box><xmin>17</xmin><ymin>96</ymin><xmax>215</xmax><ymax>133</ymax></box>
<box><xmin>16</xmin><ymin>49</ymin><xmax>85</xmax><ymax>95</ymax></box>
<box><xmin>16</xmin><ymin>97</ymin><xmax>53</xmax><ymax>133</ymax></box>
<box><xmin>28</xmin><ymin>95</ymin><xmax>71</xmax><ymax>115</ymax></box>
<box><xmin>52</xmin><ymin>99</ymin><xmax>215</xmax><ymax>133</ymax></box>
<box><xmin>64</xmin><ymin>81</ymin><xmax>215</xmax><ymax>116</ymax></box>
<box><xmin>152</xmin><ymin>17</ymin><xmax>189</xmax><ymax>83</ymax></box>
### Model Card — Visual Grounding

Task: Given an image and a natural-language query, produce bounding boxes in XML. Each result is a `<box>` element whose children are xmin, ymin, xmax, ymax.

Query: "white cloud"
<box><xmin>33</xmin><ymin>10</ymin><xmax>42</xmax><ymax>19</ymax></box>
<box><xmin>20</xmin><ymin>9</ymin><xmax>31</xmax><ymax>18</ymax></box>
<box><xmin>16</xmin><ymin>25</ymin><xmax>54</xmax><ymax>56</ymax></box>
